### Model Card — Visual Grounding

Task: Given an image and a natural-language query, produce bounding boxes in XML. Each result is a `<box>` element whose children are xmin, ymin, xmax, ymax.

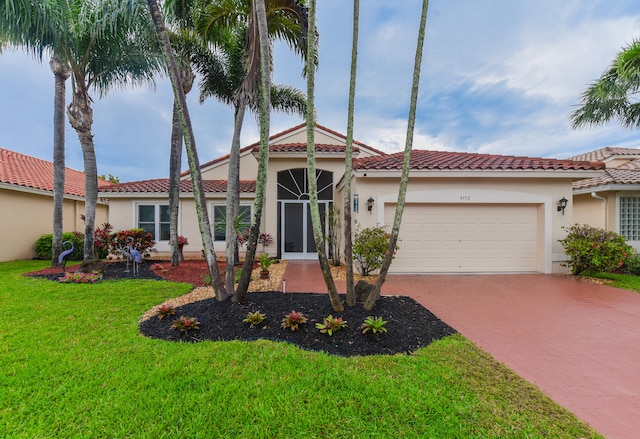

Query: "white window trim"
<box><xmin>136</xmin><ymin>203</ymin><xmax>170</xmax><ymax>242</ymax></box>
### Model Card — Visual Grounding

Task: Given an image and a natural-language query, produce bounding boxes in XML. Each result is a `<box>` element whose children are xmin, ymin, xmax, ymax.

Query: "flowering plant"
<box><xmin>177</xmin><ymin>236</ymin><xmax>189</xmax><ymax>246</ymax></box>
<box><xmin>58</xmin><ymin>272</ymin><xmax>101</xmax><ymax>284</ymax></box>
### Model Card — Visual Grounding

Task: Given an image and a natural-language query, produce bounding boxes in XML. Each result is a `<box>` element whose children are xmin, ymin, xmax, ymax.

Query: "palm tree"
<box><xmin>147</xmin><ymin>0</ymin><xmax>229</xmax><ymax>300</ymax></box>
<box><xmin>191</xmin><ymin>25</ymin><xmax>306</xmax><ymax>293</ymax></box>
<box><xmin>364</xmin><ymin>0</ymin><xmax>430</xmax><ymax>311</ymax></box>
<box><xmin>194</xmin><ymin>0</ymin><xmax>311</xmax><ymax>301</ymax></box>
<box><xmin>343</xmin><ymin>0</ymin><xmax>360</xmax><ymax>306</ymax></box>
<box><xmin>305</xmin><ymin>0</ymin><xmax>342</xmax><ymax>312</ymax></box>
<box><xmin>571</xmin><ymin>39</ymin><xmax>640</xmax><ymax>129</ymax></box>
<box><xmin>0</xmin><ymin>1</ymin><xmax>70</xmax><ymax>266</ymax></box>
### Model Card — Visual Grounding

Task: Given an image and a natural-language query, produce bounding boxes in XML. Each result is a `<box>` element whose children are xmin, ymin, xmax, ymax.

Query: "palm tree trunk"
<box><xmin>234</xmin><ymin>0</ymin><xmax>271</xmax><ymax>302</ymax></box>
<box><xmin>225</xmin><ymin>100</ymin><xmax>246</xmax><ymax>294</ymax></box>
<box><xmin>50</xmin><ymin>55</ymin><xmax>70</xmax><ymax>267</ymax></box>
<box><xmin>169</xmin><ymin>100</ymin><xmax>183</xmax><ymax>266</ymax></box>
<box><xmin>147</xmin><ymin>0</ymin><xmax>228</xmax><ymax>301</ymax></box>
<box><xmin>306</xmin><ymin>0</ymin><xmax>343</xmax><ymax>312</ymax></box>
<box><xmin>364</xmin><ymin>0</ymin><xmax>430</xmax><ymax>311</ymax></box>
<box><xmin>67</xmin><ymin>90</ymin><xmax>98</xmax><ymax>261</ymax></box>
<box><xmin>343</xmin><ymin>0</ymin><xmax>359</xmax><ymax>306</ymax></box>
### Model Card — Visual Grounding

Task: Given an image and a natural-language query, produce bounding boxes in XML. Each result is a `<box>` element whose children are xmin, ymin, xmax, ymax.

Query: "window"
<box><xmin>138</xmin><ymin>204</ymin><xmax>170</xmax><ymax>241</ymax></box>
<box><xmin>620</xmin><ymin>197</ymin><xmax>640</xmax><ymax>241</ymax></box>
<box><xmin>212</xmin><ymin>204</ymin><xmax>252</xmax><ymax>241</ymax></box>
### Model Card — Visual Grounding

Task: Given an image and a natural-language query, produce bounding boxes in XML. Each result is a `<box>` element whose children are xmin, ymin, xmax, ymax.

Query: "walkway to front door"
<box><xmin>279</xmin><ymin>262</ymin><xmax>640</xmax><ymax>439</ymax></box>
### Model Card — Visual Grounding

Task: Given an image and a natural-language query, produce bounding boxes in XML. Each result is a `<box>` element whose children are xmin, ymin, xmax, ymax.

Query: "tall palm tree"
<box><xmin>364</xmin><ymin>0</ymin><xmax>430</xmax><ymax>311</ymax></box>
<box><xmin>571</xmin><ymin>39</ymin><xmax>640</xmax><ymax>129</ymax></box>
<box><xmin>305</xmin><ymin>0</ymin><xmax>342</xmax><ymax>312</ymax></box>
<box><xmin>343</xmin><ymin>0</ymin><xmax>359</xmax><ymax>306</ymax></box>
<box><xmin>147</xmin><ymin>0</ymin><xmax>229</xmax><ymax>300</ymax></box>
<box><xmin>195</xmin><ymin>0</ymin><xmax>311</xmax><ymax>301</ymax></box>
<box><xmin>192</xmin><ymin>25</ymin><xmax>306</xmax><ymax>293</ymax></box>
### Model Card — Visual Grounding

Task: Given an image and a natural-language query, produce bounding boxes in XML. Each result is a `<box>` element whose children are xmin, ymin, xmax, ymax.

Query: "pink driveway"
<box><xmin>280</xmin><ymin>263</ymin><xmax>640</xmax><ymax>439</ymax></box>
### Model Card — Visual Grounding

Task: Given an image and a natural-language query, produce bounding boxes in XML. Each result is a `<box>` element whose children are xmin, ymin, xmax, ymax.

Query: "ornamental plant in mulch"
<box><xmin>281</xmin><ymin>310</ymin><xmax>308</xmax><ymax>331</ymax></box>
<box><xmin>170</xmin><ymin>315</ymin><xmax>200</xmax><ymax>333</ymax></box>
<box><xmin>58</xmin><ymin>272</ymin><xmax>101</xmax><ymax>283</ymax></box>
<box><xmin>315</xmin><ymin>315</ymin><xmax>348</xmax><ymax>336</ymax></box>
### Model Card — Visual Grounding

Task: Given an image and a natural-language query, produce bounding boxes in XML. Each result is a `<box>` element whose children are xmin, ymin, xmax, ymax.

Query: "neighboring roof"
<box><xmin>353</xmin><ymin>150</ymin><xmax>605</xmax><ymax>171</ymax></box>
<box><xmin>573</xmin><ymin>169</ymin><xmax>640</xmax><ymax>190</ymax></box>
<box><xmin>99</xmin><ymin>178</ymin><xmax>256</xmax><ymax>194</ymax></box>
<box><xmin>0</xmin><ymin>147</ymin><xmax>110</xmax><ymax>197</ymax></box>
<box><xmin>568</xmin><ymin>146</ymin><xmax>640</xmax><ymax>162</ymax></box>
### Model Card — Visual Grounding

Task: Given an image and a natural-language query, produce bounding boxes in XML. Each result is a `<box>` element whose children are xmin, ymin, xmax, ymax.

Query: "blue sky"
<box><xmin>1</xmin><ymin>0</ymin><xmax>640</xmax><ymax>182</ymax></box>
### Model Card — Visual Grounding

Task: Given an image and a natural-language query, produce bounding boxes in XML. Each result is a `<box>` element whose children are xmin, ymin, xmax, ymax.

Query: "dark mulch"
<box><xmin>23</xmin><ymin>260</ymin><xmax>165</xmax><ymax>282</ymax></box>
<box><xmin>25</xmin><ymin>261</ymin><xmax>458</xmax><ymax>357</ymax></box>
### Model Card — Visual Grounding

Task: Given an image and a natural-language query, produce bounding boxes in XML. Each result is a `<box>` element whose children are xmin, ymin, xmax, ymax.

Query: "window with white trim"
<box><xmin>212</xmin><ymin>204</ymin><xmax>252</xmax><ymax>241</ymax></box>
<box><xmin>619</xmin><ymin>196</ymin><xmax>640</xmax><ymax>241</ymax></box>
<box><xmin>137</xmin><ymin>204</ymin><xmax>170</xmax><ymax>241</ymax></box>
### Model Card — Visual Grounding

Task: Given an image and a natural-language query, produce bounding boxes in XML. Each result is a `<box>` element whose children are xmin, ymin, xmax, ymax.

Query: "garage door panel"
<box><xmin>385</xmin><ymin>203</ymin><xmax>538</xmax><ymax>273</ymax></box>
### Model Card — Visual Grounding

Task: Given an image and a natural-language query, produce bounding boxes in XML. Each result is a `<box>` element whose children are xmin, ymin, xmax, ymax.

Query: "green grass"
<box><xmin>1</xmin><ymin>260</ymin><xmax>602</xmax><ymax>438</ymax></box>
<box><xmin>587</xmin><ymin>272</ymin><xmax>640</xmax><ymax>292</ymax></box>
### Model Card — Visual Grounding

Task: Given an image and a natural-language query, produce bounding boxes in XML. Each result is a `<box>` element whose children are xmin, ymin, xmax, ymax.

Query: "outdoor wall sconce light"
<box><xmin>557</xmin><ymin>197</ymin><xmax>568</xmax><ymax>215</ymax></box>
<box><xmin>353</xmin><ymin>193</ymin><xmax>359</xmax><ymax>213</ymax></box>
<box><xmin>367</xmin><ymin>196</ymin><xmax>375</xmax><ymax>214</ymax></box>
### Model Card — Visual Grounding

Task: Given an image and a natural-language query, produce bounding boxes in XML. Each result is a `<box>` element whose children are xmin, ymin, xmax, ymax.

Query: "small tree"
<box><xmin>353</xmin><ymin>226</ymin><xmax>398</xmax><ymax>276</ymax></box>
<box><xmin>559</xmin><ymin>224</ymin><xmax>632</xmax><ymax>275</ymax></box>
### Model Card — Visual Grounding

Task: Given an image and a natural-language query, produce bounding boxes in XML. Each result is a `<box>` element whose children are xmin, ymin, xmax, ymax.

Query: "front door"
<box><xmin>281</xmin><ymin>201</ymin><xmax>328</xmax><ymax>259</ymax></box>
<box><xmin>277</xmin><ymin>168</ymin><xmax>333</xmax><ymax>260</ymax></box>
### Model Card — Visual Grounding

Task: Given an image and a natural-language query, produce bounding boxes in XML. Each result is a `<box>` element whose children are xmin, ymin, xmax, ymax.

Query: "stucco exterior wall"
<box><xmin>199</xmin><ymin>151</ymin><xmax>259</xmax><ymax>181</ymax></box>
<box><xmin>0</xmin><ymin>188</ymin><xmax>107</xmax><ymax>262</ymax></box>
<box><xmin>573</xmin><ymin>192</ymin><xmax>610</xmax><ymax>230</ymax></box>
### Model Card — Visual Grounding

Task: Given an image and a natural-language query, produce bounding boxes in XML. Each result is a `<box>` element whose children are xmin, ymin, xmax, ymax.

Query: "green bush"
<box><xmin>559</xmin><ymin>224</ymin><xmax>632</xmax><ymax>275</ymax></box>
<box><xmin>34</xmin><ymin>232</ymin><xmax>84</xmax><ymax>261</ymax></box>
<box><xmin>622</xmin><ymin>252</ymin><xmax>640</xmax><ymax>276</ymax></box>
<box><xmin>352</xmin><ymin>226</ymin><xmax>398</xmax><ymax>276</ymax></box>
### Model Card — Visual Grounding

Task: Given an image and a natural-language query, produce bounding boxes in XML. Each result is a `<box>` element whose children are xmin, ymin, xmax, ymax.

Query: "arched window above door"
<box><xmin>277</xmin><ymin>168</ymin><xmax>333</xmax><ymax>200</ymax></box>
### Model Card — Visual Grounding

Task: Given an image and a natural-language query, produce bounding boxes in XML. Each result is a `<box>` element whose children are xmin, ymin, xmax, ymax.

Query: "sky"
<box><xmin>2</xmin><ymin>0</ymin><xmax>640</xmax><ymax>183</ymax></box>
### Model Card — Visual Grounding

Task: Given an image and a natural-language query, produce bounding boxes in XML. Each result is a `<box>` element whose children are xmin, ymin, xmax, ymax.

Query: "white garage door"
<box><xmin>384</xmin><ymin>203</ymin><xmax>539</xmax><ymax>273</ymax></box>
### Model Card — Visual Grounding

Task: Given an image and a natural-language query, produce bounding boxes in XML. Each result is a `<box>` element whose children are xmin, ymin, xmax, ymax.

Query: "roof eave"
<box><xmin>573</xmin><ymin>183</ymin><xmax>640</xmax><ymax>195</ymax></box>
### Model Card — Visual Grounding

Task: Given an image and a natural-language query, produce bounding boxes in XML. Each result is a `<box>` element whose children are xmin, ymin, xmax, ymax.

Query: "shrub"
<box><xmin>258</xmin><ymin>232</ymin><xmax>273</xmax><ymax>252</ymax></box>
<box><xmin>35</xmin><ymin>232</ymin><xmax>84</xmax><ymax>261</ymax></box>
<box><xmin>361</xmin><ymin>316</ymin><xmax>388</xmax><ymax>335</ymax></box>
<box><xmin>281</xmin><ymin>310</ymin><xmax>308</xmax><ymax>331</ymax></box>
<box><xmin>259</xmin><ymin>253</ymin><xmax>274</xmax><ymax>271</ymax></box>
<box><xmin>559</xmin><ymin>224</ymin><xmax>632</xmax><ymax>275</ymax></box>
<box><xmin>171</xmin><ymin>316</ymin><xmax>200</xmax><ymax>333</ymax></box>
<box><xmin>110</xmin><ymin>229</ymin><xmax>155</xmax><ymax>258</ymax></box>
<box><xmin>352</xmin><ymin>226</ymin><xmax>399</xmax><ymax>276</ymax></box>
<box><xmin>622</xmin><ymin>252</ymin><xmax>640</xmax><ymax>276</ymax></box>
<box><xmin>315</xmin><ymin>315</ymin><xmax>347</xmax><ymax>336</ymax></box>
<box><xmin>93</xmin><ymin>223</ymin><xmax>113</xmax><ymax>259</ymax></box>
<box><xmin>243</xmin><ymin>311</ymin><xmax>267</xmax><ymax>327</ymax></box>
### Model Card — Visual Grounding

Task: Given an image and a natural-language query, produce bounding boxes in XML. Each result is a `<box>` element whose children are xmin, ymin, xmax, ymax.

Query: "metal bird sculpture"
<box><xmin>58</xmin><ymin>241</ymin><xmax>74</xmax><ymax>271</ymax></box>
<box><xmin>128</xmin><ymin>237</ymin><xmax>142</xmax><ymax>276</ymax></box>
<box><xmin>122</xmin><ymin>245</ymin><xmax>133</xmax><ymax>273</ymax></box>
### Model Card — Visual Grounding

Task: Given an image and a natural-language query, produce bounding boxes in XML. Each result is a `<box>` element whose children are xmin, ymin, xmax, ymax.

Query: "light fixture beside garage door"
<box><xmin>367</xmin><ymin>196</ymin><xmax>375</xmax><ymax>214</ymax></box>
<box><xmin>557</xmin><ymin>197</ymin><xmax>568</xmax><ymax>215</ymax></box>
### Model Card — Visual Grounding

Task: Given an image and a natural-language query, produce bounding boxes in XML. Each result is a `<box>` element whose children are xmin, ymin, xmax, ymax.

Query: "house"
<box><xmin>100</xmin><ymin>124</ymin><xmax>604</xmax><ymax>274</ymax></box>
<box><xmin>570</xmin><ymin>147</ymin><xmax>640</xmax><ymax>251</ymax></box>
<box><xmin>0</xmin><ymin>148</ymin><xmax>109</xmax><ymax>262</ymax></box>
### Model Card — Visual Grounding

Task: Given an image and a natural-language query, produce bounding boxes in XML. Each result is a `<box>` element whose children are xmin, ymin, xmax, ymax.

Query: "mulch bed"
<box><xmin>24</xmin><ymin>260</ymin><xmax>458</xmax><ymax>357</ymax></box>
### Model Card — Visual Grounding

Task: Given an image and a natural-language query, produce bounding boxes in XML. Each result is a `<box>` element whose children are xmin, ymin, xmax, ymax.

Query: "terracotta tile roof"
<box><xmin>0</xmin><ymin>148</ymin><xmax>110</xmax><ymax>197</ymax></box>
<box><xmin>100</xmin><ymin>178</ymin><xmax>256</xmax><ymax>193</ymax></box>
<box><xmin>568</xmin><ymin>146</ymin><xmax>640</xmax><ymax>162</ymax></box>
<box><xmin>353</xmin><ymin>150</ymin><xmax>604</xmax><ymax>171</ymax></box>
<box><xmin>573</xmin><ymin>169</ymin><xmax>640</xmax><ymax>190</ymax></box>
<box><xmin>252</xmin><ymin>143</ymin><xmax>359</xmax><ymax>154</ymax></box>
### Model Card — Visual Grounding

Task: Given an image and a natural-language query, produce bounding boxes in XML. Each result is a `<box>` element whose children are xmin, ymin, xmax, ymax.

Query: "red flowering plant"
<box><xmin>177</xmin><ymin>236</ymin><xmax>189</xmax><ymax>247</ymax></box>
<box><xmin>171</xmin><ymin>315</ymin><xmax>200</xmax><ymax>333</ymax></box>
<box><xmin>281</xmin><ymin>310</ymin><xmax>308</xmax><ymax>331</ymax></box>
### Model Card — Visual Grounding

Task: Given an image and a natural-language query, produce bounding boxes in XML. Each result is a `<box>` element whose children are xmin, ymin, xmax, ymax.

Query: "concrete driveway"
<box><xmin>384</xmin><ymin>273</ymin><xmax>640</xmax><ymax>439</ymax></box>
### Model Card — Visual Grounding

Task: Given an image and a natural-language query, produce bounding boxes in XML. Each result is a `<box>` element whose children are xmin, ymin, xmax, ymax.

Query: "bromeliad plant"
<box><xmin>361</xmin><ymin>316</ymin><xmax>388</xmax><ymax>335</ymax></box>
<box><xmin>281</xmin><ymin>310</ymin><xmax>308</xmax><ymax>331</ymax></box>
<box><xmin>171</xmin><ymin>315</ymin><xmax>200</xmax><ymax>333</ymax></box>
<box><xmin>316</xmin><ymin>315</ymin><xmax>347</xmax><ymax>336</ymax></box>
<box><xmin>58</xmin><ymin>272</ymin><xmax>101</xmax><ymax>283</ymax></box>
<box><xmin>243</xmin><ymin>311</ymin><xmax>267</xmax><ymax>327</ymax></box>
<box><xmin>156</xmin><ymin>304</ymin><xmax>175</xmax><ymax>320</ymax></box>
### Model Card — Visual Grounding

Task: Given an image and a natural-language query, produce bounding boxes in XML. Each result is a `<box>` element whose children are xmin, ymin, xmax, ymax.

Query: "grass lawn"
<box><xmin>587</xmin><ymin>271</ymin><xmax>640</xmax><ymax>292</ymax></box>
<box><xmin>1</xmin><ymin>260</ymin><xmax>602</xmax><ymax>438</ymax></box>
